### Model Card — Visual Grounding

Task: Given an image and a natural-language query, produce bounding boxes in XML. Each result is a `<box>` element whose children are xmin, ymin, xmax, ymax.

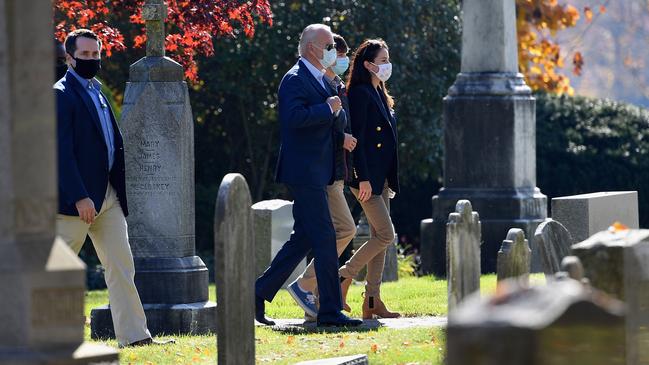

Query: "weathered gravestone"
<box><xmin>560</xmin><ymin>256</ymin><xmax>584</xmax><ymax>281</ymax></box>
<box><xmin>447</xmin><ymin>200</ymin><xmax>481</xmax><ymax>311</ymax></box>
<box><xmin>447</xmin><ymin>279</ymin><xmax>626</xmax><ymax>365</ymax></box>
<box><xmin>252</xmin><ymin>199</ymin><xmax>305</xmax><ymax>287</ymax></box>
<box><xmin>214</xmin><ymin>174</ymin><xmax>255</xmax><ymax>365</ymax></box>
<box><xmin>534</xmin><ymin>219</ymin><xmax>575</xmax><ymax>278</ymax></box>
<box><xmin>552</xmin><ymin>191</ymin><xmax>639</xmax><ymax>243</ymax></box>
<box><xmin>0</xmin><ymin>1</ymin><xmax>118</xmax><ymax>362</ymax></box>
<box><xmin>429</xmin><ymin>0</ymin><xmax>547</xmax><ymax>274</ymax></box>
<box><xmin>496</xmin><ymin>228</ymin><xmax>531</xmax><ymax>285</ymax></box>
<box><xmin>350</xmin><ymin>212</ymin><xmax>399</xmax><ymax>283</ymax></box>
<box><xmin>419</xmin><ymin>218</ymin><xmax>441</xmax><ymax>275</ymax></box>
<box><xmin>572</xmin><ymin>229</ymin><xmax>649</xmax><ymax>365</ymax></box>
<box><xmin>92</xmin><ymin>0</ymin><xmax>216</xmax><ymax>337</ymax></box>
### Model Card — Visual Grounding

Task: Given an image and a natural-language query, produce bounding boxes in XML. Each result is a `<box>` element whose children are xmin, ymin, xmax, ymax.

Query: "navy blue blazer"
<box><xmin>348</xmin><ymin>83</ymin><xmax>400</xmax><ymax>195</ymax></box>
<box><xmin>275</xmin><ymin>59</ymin><xmax>337</xmax><ymax>187</ymax></box>
<box><xmin>54</xmin><ymin>71</ymin><xmax>128</xmax><ymax>216</ymax></box>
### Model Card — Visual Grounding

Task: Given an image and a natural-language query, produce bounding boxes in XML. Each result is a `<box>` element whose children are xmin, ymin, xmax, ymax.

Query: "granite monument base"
<box><xmin>90</xmin><ymin>301</ymin><xmax>216</xmax><ymax>339</ymax></box>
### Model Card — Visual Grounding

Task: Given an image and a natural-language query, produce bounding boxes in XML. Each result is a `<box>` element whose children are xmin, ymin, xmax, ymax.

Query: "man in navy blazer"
<box><xmin>55</xmin><ymin>29</ymin><xmax>171</xmax><ymax>347</ymax></box>
<box><xmin>255</xmin><ymin>24</ymin><xmax>362</xmax><ymax>327</ymax></box>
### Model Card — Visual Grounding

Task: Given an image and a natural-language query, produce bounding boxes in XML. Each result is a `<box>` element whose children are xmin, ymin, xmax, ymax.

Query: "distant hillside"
<box><xmin>556</xmin><ymin>0</ymin><xmax>649</xmax><ymax>108</ymax></box>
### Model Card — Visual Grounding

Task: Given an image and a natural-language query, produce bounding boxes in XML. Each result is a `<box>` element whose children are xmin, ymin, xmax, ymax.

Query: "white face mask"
<box><xmin>315</xmin><ymin>44</ymin><xmax>337</xmax><ymax>69</ymax></box>
<box><xmin>371</xmin><ymin>62</ymin><xmax>392</xmax><ymax>82</ymax></box>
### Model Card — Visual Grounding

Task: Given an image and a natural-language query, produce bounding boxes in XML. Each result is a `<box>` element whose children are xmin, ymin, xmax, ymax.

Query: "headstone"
<box><xmin>381</xmin><ymin>235</ymin><xmax>399</xmax><ymax>282</ymax></box>
<box><xmin>560</xmin><ymin>256</ymin><xmax>584</xmax><ymax>281</ymax></box>
<box><xmin>572</xmin><ymin>229</ymin><xmax>649</xmax><ymax>364</ymax></box>
<box><xmin>552</xmin><ymin>191</ymin><xmax>639</xmax><ymax>243</ymax></box>
<box><xmin>214</xmin><ymin>173</ymin><xmax>255</xmax><ymax>365</ymax></box>
<box><xmin>252</xmin><ymin>199</ymin><xmax>305</xmax><ymax>287</ymax></box>
<box><xmin>496</xmin><ymin>228</ymin><xmax>531</xmax><ymax>284</ymax></box>
<box><xmin>350</xmin><ymin>213</ymin><xmax>398</xmax><ymax>283</ymax></box>
<box><xmin>534</xmin><ymin>218</ymin><xmax>575</xmax><ymax>278</ymax></box>
<box><xmin>295</xmin><ymin>354</ymin><xmax>369</xmax><ymax>365</ymax></box>
<box><xmin>447</xmin><ymin>200</ymin><xmax>481</xmax><ymax>311</ymax></box>
<box><xmin>447</xmin><ymin>279</ymin><xmax>626</xmax><ymax>365</ymax></box>
<box><xmin>0</xmin><ymin>0</ymin><xmax>117</xmax><ymax>362</ymax></box>
<box><xmin>91</xmin><ymin>0</ymin><xmax>215</xmax><ymax>338</ymax></box>
<box><xmin>419</xmin><ymin>218</ymin><xmax>440</xmax><ymax>275</ymax></box>
<box><xmin>429</xmin><ymin>0</ymin><xmax>547</xmax><ymax>273</ymax></box>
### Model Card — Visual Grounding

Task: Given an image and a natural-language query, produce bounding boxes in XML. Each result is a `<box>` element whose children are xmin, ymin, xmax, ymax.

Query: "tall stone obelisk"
<box><xmin>0</xmin><ymin>0</ymin><xmax>118</xmax><ymax>362</ymax></box>
<box><xmin>90</xmin><ymin>0</ymin><xmax>215</xmax><ymax>337</ymax></box>
<box><xmin>430</xmin><ymin>0</ymin><xmax>547</xmax><ymax>273</ymax></box>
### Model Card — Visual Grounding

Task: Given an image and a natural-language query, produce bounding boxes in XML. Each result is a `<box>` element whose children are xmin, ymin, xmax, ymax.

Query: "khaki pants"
<box><xmin>297</xmin><ymin>180</ymin><xmax>356</xmax><ymax>293</ymax></box>
<box><xmin>339</xmin><ymin>181</ymin><xmax>394</xmax><ymax>297</ymax></box>
<box><xmin>56</xmin><ymin>184</ymin><xmax>150</xmax><ymax>346</ymax></box>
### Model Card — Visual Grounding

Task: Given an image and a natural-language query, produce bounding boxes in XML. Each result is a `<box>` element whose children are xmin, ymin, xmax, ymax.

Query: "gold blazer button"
<box><xmin>376</xmin><ymin>126</ymin><xmax>382</xmax><ymax>132</ymax></box>
<box><xmin>377</xmin><ymin>143</ymin><xmax>382</xmax><ymax>148</ymax></box>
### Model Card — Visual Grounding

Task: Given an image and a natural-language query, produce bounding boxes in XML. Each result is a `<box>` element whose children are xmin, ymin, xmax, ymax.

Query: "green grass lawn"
<box><xmin>85</xmin><ymin>274</ymin><xmax>544</xmax><ymax>364</ymax></box>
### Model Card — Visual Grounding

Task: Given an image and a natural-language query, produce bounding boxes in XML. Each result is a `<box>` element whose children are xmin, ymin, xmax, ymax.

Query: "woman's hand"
<box><xmin>343</xmin><ymin>133</ymin><xmax>357</xmax><ymax>152</ymax></box>
<box><xmin>358</xmin><ymin>181</ymin><xmax>372</xmax><ymax>202</ymax></box>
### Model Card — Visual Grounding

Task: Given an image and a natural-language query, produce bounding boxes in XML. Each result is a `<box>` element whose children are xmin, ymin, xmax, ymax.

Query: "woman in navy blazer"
<box><xmin>338</xmin><ymin>39</ymin><xmax>400</xmax><ymax>319</ymax></box>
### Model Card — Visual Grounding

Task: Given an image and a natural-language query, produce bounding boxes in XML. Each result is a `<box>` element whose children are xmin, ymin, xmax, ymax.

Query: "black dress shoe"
<box><xmin>316</xmin><ymin>312</ymin><xmax>363</xmax><ymax>327</ymax></box>
<box><xmin>122</xmin><ymin>337</ymin><xmax>176</xmax><ymax>348</ymax></box>
<box><xmin>255</xmin><ymin>295</ymin><xmax>276</xmax><ymax>326</ymax></box>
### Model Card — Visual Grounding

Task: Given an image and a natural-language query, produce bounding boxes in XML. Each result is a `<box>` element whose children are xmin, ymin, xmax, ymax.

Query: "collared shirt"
<box><xmin>69</xmin><ymin>67</ymin><xmax>115</xmax><ymax>171</ymax></box>
<box><xmin>301</xmin><ymin>58</ymin><xmax>334</xmax><ymax>114</ymax></box>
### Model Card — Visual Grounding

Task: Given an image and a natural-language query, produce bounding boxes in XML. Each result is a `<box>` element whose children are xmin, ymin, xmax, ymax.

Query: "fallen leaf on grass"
<box><xmin>339</xmin><ymin>341</ymin><xmax>345</xmax><ymax>348</ymax></box>
<box><xmin>402</xmin><ymin>341</ymin><xmax>411</xmax><ymax>346</ymax></box>
<box><xmin>371</xmin><ymin>344</ymin><xmax>379</xmax><ymax>353</ymax></box>
<box><xmin>286</xmin><ymin>336</ymin><xmax>295</xmax><ymax>345</ymax></box>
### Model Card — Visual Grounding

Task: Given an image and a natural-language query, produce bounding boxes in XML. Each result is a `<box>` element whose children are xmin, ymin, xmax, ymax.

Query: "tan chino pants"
<box><xmin>339</xmin><ymin>181</ymin><xmax>394</xmax><ymax>297</ymax></box>
<box><xmin>56</xmin><ymin>184</ymin><xmax>150</xmax><ymax>346</ymax></box>
<box><xmin>297</xmin><ymin>180</ymin><xmax>357</xmax><ymax>293</ymax></box>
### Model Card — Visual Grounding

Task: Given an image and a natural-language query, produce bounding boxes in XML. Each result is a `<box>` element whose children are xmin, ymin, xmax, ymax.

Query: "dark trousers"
<box><xmin>255</xmin><ymin>184</ymin><xmax>343</xmax><ymax>316</ymax></box>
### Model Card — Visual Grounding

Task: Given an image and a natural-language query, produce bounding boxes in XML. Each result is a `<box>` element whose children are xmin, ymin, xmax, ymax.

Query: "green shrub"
<box><xmin>536</xmin><ymin>93</ymin><xmax>649</xmax><ymax>227</ymax></box>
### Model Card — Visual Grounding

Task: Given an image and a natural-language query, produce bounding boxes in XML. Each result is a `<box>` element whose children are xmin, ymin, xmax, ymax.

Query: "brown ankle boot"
<box><xmin>340</xmin><ymin>277</ymin><xmax>352</xmax><ymax>312</ymax></box>
<box><xmin>362</xmin><ymin>294</ymin><xmax>401</xmax><ymax>319</ymax></box>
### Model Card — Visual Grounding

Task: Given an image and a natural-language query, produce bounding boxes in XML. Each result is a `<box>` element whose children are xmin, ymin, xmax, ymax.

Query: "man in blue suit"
<box><xmin>255</xmin><ymin>24</ymin><xmax>362</xmax><ymax>327</ymax></box>
<box><xmin>55</xmin><ymin>29</ymin><xmax>172</xmax><ymax>347</ymax></box>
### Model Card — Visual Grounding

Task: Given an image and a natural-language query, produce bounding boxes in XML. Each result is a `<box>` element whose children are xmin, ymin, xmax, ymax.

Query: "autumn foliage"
<box><xmin>516</xmin><ymin>0</ymin><xmax>605</xmax><ymax>95</ymax></box>
<box><xmin>54</xmin><ymin>0</ymin><xmax>272</xmax><ymax>81</ymax></box>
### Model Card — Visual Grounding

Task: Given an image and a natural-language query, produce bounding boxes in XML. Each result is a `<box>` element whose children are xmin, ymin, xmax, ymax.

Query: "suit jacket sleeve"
<box><xmin>349</xmin><ymin>87</ymin><xmax>370</xmax><ymax>181</ymax></box>
<box><xmin>278</xmin><ymin>75</ymin><xmax>334</xmax><ymax>129</ymax></box>
<box><xmin>56</xmin><ymin>89</ymin><xmax>89</xmax><ymax>205</ymax></box>
<box><xmin>334</xmin><ymin>110</ymin><xmax>346</xmax><ymax>150</ymax></box>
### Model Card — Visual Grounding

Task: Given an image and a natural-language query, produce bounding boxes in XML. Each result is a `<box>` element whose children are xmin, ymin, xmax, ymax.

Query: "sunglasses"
<box><xmin>315</xmin><ymin>43</ymin><xmax>336</xmax><ymax>52</ymax></box>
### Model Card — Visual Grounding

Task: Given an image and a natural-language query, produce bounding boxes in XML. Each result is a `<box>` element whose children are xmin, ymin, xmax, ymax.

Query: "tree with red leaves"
<box><xmin>54</xmin><ymin>0</ymin><xmax>272</xmax><ymax>81</ymax></box>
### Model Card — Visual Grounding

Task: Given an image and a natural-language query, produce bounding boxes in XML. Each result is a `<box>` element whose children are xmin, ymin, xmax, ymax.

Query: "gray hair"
<box><xmin>298</xmin><ymin>24</ymin><xmax>331</xmax><ymax>57</ymax></box>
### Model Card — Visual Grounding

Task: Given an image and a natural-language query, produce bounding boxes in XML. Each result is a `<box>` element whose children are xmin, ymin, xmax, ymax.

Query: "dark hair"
<box><xmin>333</xmin><ymin>33</ymin><xmax>349</xmax><ymax>54</ymax></box>
<box><xmin>64</xmin><ymin>29</ymin><xmax>101</xmax><ymax>57</ymax></box>
<box><xmin>347</xmin><ymin>38</ymin><xmax>394</xmax><ymax>108</ymax></box>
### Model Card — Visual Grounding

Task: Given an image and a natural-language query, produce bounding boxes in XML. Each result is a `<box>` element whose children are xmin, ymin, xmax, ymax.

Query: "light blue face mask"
<box><xmin>332</xmin><ymin>56</ymin><xmax>350</xmax><ymax>75</ymax></box>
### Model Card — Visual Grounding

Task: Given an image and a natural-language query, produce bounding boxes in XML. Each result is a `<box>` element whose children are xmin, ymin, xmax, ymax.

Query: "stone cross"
<box><xmin>214</xmin><ymin>173</ymin><xmax>255</xmax><ymax>365</ymax></box>
<box><xmin>142</xmin><ymin>0</ymin><xmax>167</xmax><ymax>57</ymax></box>
<box><xmin>496</xmin><ymin>228</ymin><xmax>531</xmax><ymax>285</ymax></box>
<box><xmin>447</xmin><ymin>200</ymin><xmax>481</xmax><ymax>311</ymax></box>
<box><xmin>461</xmin><ymin>0</ymin><xmax>518</xmax><ymax>73</ymax></box>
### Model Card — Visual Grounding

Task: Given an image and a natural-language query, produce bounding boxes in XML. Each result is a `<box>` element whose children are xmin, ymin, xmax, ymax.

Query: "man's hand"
<box><xmin>343</xmin><ymin>133</ymin><xmax>357</xmax><ymax>152</ymax></box>
<box><xmin>327</xmin><ymin>96</ymin><xmax>342</xmax><ymax>113</ymax></box>
<box><xmin>76</xmin><ymin>198</ymin><xmax>97</xmax><ymax>224</ymax></box>
<box><xmin>358</xmin><ymin>181</ymin><xmax>372</xmax><ymax>202</ymax></box>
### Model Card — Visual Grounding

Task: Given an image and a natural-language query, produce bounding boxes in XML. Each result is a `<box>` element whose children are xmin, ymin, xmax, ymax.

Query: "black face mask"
<box><xmin>71</xmin><ymin>56</ymin><xmax>101</xmax><ymax>79</ymax></box>
<box><xmin>55</xmin><ymin>61</ymin><xmax>68</xmax><ymax>81</ymax></box>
